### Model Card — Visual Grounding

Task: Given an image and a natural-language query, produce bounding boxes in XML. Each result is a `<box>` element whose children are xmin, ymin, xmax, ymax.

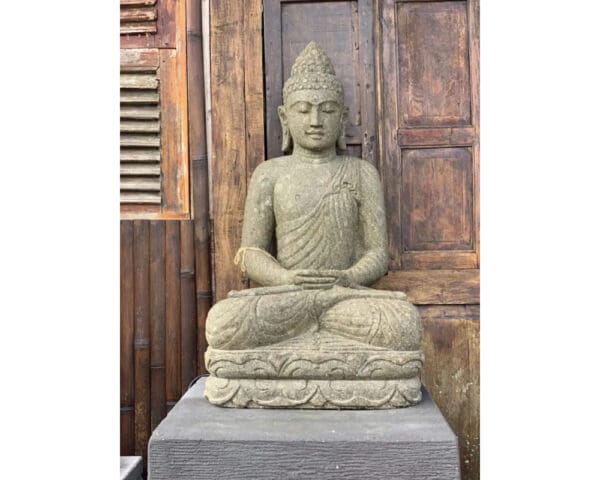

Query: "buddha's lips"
<box><xmin>306</xmin><ymin>131</ymin><xmax>324</xmax><ymax>137</ymax></box>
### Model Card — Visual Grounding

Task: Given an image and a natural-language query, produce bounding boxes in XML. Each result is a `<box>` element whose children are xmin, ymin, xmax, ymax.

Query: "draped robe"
<box><xmin>206</xmin><ymin>157</ymin><xmax>421</xmax><ymax>352</ymax></box>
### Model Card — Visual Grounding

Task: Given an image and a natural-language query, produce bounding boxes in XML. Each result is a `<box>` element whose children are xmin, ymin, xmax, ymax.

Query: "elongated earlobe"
<box><xmin>281</xmin><ymin>125</ymin><xmax>293</xmax><ymax>153</ymax></box>
<box><xmin>278</xmin><ymin>105</ymin><xmax>292</xmax><ymax>154</ymax></box>
<box><xmin>336</xmin><ymin>123</ymin><xmax>347</xmax><ymax>151</ymax></box>
<box><xmin>336</xmin><ymin>107</ymin><xmax>348</xmax><ymax>151</ymax></box>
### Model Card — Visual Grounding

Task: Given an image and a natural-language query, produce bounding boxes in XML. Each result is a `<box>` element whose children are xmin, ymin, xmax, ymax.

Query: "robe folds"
<box><xmin>206</xmin><ymin>159</ymin><xmax>422</xmax><ymax>352</ymax></box>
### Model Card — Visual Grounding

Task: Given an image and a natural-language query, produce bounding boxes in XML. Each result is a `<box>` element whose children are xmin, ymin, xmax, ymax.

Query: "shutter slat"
<box><xmin>120</xmin><ymin>192</ymin><xmax>162</xmax><ymax>204</ymax></box>
<box><xmin>121</xmin><ymin>90</ymin><xmax>159</xmax><ymax>104</ymax></box>
<box><xmin>121</xmin><ymin>164</ymin><xmax>161</xmax><ymax>176</ymax></box>
<box><xmin>120</xmin><ymin>0</ymin><xmax>157</xmax><ymax>6</ymax></box>
<box><xmin>120</xmin><ymin>22</ymin><xmax>157</xmax><ymax>35</ymax></box>
<box><xmin>121</xmin><ymin>177</ymin><xmax>161</xmax><ymax>191</ymax></box>
<box><xmin>120</xmin><ymin>7</ymin><xmax>157</xmax><ymax>23</ymax></box>
<box><xmin>121</xmin><ymin>134</ymin><xmax>160</xmax><ymax>147</ymax></box>
<box><xmin>120</xmin><ymin>106</ymin><xmax>160</xmax><ymax>120</ymax></box>
<box><xmin>120</xmin><ymin>49</ymin><xmax>160</xmax><ymax>71</ymax></box>
<box><xmin>120</xmin><ymin>74</ymin><xmax>159</xmax><ymax>90</ymax></box>
<box><xmin>120</xmin><ymin>149</ymin><xmax>161</xmax><ymax>162</ymax></box>
<box><xmin>121</xmin><ymin>120</ymin><xmax>160</xmax><ymax>133</ymax></box>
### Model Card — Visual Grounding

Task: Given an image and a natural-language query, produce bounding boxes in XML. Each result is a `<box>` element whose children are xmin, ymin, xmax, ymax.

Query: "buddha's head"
<box><xmin>278</xmin><ymin>42</ymin><xmax>348</xmax><ymax>154</ymax></box>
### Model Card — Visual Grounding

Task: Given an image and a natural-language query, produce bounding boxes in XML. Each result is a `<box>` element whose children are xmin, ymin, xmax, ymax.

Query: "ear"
<box><xmin>277</xmin><ymin>105</ymin><xmax>287</xmax><ymax>126</ymax></box>
<box><xmin>336</xmin><ymin>106</ymin><xmax>349</xmax><ymax>151</ymax></box>
<box><xmin>278</xmin><ymin>105</ymin><xmax>293</xmax><ymax>154</ymax></box>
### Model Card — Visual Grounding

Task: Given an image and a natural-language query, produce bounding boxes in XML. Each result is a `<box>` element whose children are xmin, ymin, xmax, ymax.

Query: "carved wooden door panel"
<box><xmin>375</xmin><ymin>0</ymin><xmax>479</xmax><ymax>306</ymax></box>
<box><xmin>264</xmin><ymin>0</ymin><xmax>377</xmax><ymax>163</ymax></box>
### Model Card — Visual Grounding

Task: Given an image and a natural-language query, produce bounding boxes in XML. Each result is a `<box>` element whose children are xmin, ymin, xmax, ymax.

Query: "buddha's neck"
<box><xmin>292</xmin><ymin>145</ymin><xmax>337</xmax><ymax>164</ymax></box>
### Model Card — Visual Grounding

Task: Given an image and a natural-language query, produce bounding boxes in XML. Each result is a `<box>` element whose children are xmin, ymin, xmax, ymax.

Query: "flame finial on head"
<box><xmin>283</xmin><ymin>42</ymin><xmax>344</xmax><ymax>104</ymax></box>
<box><xmin>290</xmin><ymin>41</ymin><xmax>336</xmax><ymax>77</ymax></box>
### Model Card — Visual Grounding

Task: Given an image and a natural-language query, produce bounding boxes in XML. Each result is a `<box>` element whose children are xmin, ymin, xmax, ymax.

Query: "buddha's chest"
<box><xmin>273</xmin><ymin>162</ymin><xmax>346</xmax><ymax>220</ymax></box>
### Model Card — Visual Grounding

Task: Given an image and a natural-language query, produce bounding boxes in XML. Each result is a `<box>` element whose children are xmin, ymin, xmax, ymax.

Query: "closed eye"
<box><xmin>293</xmin><ymin>102</ymin><xmax>311</xmax><ymax>114</ymax></box>
<box><xmin>321</xmin><ymin>102</ymin><xmax>339</xmax><ymax>114</ymax></box>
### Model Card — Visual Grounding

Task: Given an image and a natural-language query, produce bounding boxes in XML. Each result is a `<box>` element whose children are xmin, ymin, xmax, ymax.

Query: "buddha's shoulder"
<box><xmin>343</xmin><ymin>156</ymin><xmax>382</xmax><ymax>179</ymax></box>
<box><xmin>264</xmin><ymin>156</ymin><xmax>292</xmax><ymax>168</ymax></box>
<box><xmin>250</xmin><ymin>157</ymin><xmax>290</xmax><ymax>178</ymax></box>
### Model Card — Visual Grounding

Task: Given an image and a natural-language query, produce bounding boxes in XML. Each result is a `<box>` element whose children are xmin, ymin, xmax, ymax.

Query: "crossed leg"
<box><xmin>206</xmin><ymin>286</ymin><xmax>422</xmax><ymax>351</ymax></box>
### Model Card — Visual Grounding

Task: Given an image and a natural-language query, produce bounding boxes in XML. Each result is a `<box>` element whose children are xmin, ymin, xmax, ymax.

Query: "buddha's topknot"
<box><xmin>283</xmin><ymin>42</ymin><xmax>344</xmax><ymax>104</ymax></box>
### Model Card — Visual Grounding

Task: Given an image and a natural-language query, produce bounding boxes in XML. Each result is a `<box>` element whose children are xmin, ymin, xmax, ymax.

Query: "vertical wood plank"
<box><xmin>358</xmin><ymin>0</ymin><xmax>376</xmax><ymax>165</ymax></box>
<box><xmin>149</xmin><ymin>221</ymin><xmax>166</xmax><ymax>431</ymax></box>
<box><xmin>374</xmin><ymin>0</ymin><xmax>384</xmax><ymax>169</ymax></box>
<box><xmin>210</xmin><ymin>0</ymin><xmax>248</xmax><ymax>300</ymax></box>
<box><xmin>165</xmin><ymin>221</ymin><xmax>182</xmax><ymax>411</ymax></box>
<box><xmin>187</xmin><ymin>0</ymin><xmax>213</xmax><ymax>375</ymax></box>
<box><xmin>157</xmin><ymin>0</ymin><xmax>176</xmax><ymax>48</ymax></box>
<box><xmin>202</xmin><ymin>0</ymin><xmax>213</xmax><ymax>211</ymax></box>
<box><xmin>422</xmin><ymin>315</ymin><xmax>480</xmax><ymax>480</ymax></box>
<box><xmin>263</xmin><ymin>0</ymin><xmax>283</xmax><ymax>159</ymax></box>
<box><xmin>180</xmin><ymin>220</ymin><xmax>197</xmax><ymax>391</ymax></box>
<box><xmin>186</xmin><ymin>0</ymin><xmax>208</xmax><ymax>194</ymax></box>
<box><xmin>120</xmin><ymin>221</ymin><xmax>135</xmax><ymax>455</ymax></box>
<box><xmin>120</xmin><ymin>408</ymin><xmax>135</xmax><ymax>457</ymax></box>
<box><xmin>159</xmin><ymin>47</ymin><xmax>189</xmax><ymax>216</ymax></box>
<box><xmin>244</xmin><ymin>0</ymin><xmax>265</xmax><ymax>178</ymax></box>
<box><xmin>192</xmin><ymin>155</ymin><xmax>212</xmax><ymax>373</ymax></box>
<box><xmin>469</xmin><ymin>0</ymin><xmax>480</xmax><ymax>266</ymax></box>
<box><xmin>379</xmin><ymin>0</ymin><xmax>402</xmax><ymax>269</ymax></box>
<box><xmin>133</xmin><ymin>221</ymin><xmax>151</xmax><ymax>460</ymax></box>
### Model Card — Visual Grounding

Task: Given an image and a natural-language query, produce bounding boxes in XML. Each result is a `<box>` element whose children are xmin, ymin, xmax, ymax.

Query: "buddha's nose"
<box><xmin>309</xmin><ymin>108</ymin><xmax>322</xmax><ymax>127</ymax></box>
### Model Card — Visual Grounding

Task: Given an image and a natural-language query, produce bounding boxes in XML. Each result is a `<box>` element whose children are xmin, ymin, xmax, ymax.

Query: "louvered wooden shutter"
<box><xmin>120</xmin><ymin>50</ymin><xmax>162</xmax><ymax>205</ymax></box>
<box><xmin>119</xmin><ymin>0</ymin><xmax>189</xmax><ymax>219</ymax></box>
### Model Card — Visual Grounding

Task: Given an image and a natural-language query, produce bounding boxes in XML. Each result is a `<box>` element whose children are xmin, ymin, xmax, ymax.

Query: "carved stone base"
<box><xmin>205</xmin><ymin>377</ymin><xmax>422</xmax><ymax>409</ymax></box>
<box><xmin>205</xmin><ymin>331</ymin><xmax>424</xmax><ymax>409</ymax></box>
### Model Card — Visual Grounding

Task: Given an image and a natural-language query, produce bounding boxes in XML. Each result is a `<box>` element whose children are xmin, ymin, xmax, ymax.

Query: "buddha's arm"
<box><xmin>344</xmin><ymin>161</ymin><xmax>389</xmax><ymax>286</ymax></box>
<box><xmin>237</xmin><ymin>164</ymin><xmax>292</xmax><ymax>286</ymax></box>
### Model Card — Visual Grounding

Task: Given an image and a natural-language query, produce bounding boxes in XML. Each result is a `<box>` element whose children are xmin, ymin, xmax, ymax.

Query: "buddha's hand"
<box><xmin>320</xmin><ymin>269</ymin><xmax>354</xmax><ymax>288</ymax></box>
<box><xmin>285</xmin><ymin>269</ymin><xmax>336</xmax><ymax>289</ymax></box>
<box><xmin>289</xmin><ymin>269</ymin><xmax>353</xmax><ymax>289</ymax></box>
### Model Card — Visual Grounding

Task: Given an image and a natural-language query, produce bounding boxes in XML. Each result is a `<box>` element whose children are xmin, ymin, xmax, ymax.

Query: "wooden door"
<box><xmin>376</xmin><ymin>1</ymin><xmax>480</xmax><ymax>478</ymax></box>
<box><xmin>376</xmin><ymin>0</ymin><xmax>479</xmax><ymax>294</ymax></box>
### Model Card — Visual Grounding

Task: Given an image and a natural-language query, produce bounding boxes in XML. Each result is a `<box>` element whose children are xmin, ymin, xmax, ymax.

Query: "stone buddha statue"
<box><xmin>204</xmin><ymin>42</ymin><xmax>423</xmax><ymax>409</ymax></box>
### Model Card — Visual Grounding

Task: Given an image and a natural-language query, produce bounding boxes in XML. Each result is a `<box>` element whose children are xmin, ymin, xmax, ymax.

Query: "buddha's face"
<box><xmin>279</xmin><ymin>90</ymin><xmax>345</xmax><ymax>153</ymax></box>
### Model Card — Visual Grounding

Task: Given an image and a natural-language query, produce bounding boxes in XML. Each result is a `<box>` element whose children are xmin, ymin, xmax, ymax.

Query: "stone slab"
<box><xmin>148</xmin><ymin>378</ymin><xmax>460</xmax><ymax>479</ymax></box>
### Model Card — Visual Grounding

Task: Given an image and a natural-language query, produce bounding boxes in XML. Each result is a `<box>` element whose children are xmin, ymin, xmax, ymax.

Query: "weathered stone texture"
<box><xmin>204</xmin><ymin>42</ymin><xmax>424</xmax><ymax>408</ymax></box>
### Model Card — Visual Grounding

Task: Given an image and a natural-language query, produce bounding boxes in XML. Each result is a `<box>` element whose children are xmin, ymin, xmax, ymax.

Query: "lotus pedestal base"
<box><xmin>204</xmin><ymin>331</ymin><xmax>424</xmax><ymax>409</ymax></box>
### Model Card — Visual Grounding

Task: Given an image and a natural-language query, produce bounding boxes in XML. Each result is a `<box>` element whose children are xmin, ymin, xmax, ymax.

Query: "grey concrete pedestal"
<box><xmin>148</xmin><ymin>378</ymin><xmax>460</xmax><ymax>479</ymax></box>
